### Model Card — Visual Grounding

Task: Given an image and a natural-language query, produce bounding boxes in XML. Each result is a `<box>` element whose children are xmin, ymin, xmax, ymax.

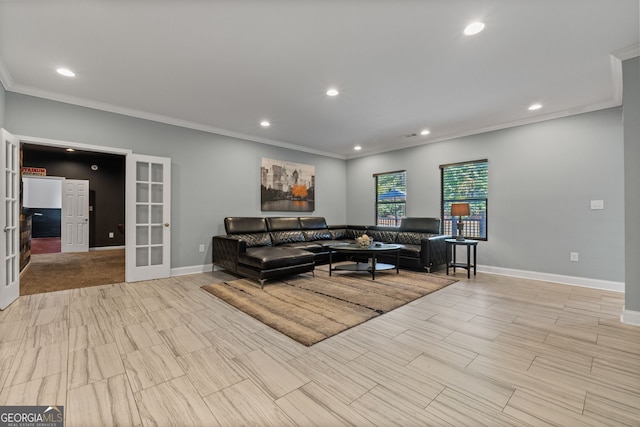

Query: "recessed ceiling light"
<box><xmin>260</xmin><ymin>120</ymin><xmax>271</xmax><ymax>127</ymax></box>
<box><xmin>464</xmin><ymin>22</ymin><xmax>485</xmax><ymax>36</ymax></box>
<box><xmin>420</xmin><ymin>129</ymin><xmax>431</xmax><ymax>136</ymax></box>
<box><xmin>528</xmin><ymin>103</ymin><xmax>543</xmax><ymax>111</ymax></box>
<box><xmin>354</xmin><ymin>145</ymin><xmax>362</xmax><ymax>151</ymax></box>
<box><xmin>66</xmin><ymin>148</ymin><xmax>75</xmax><ymax>152</ymax></box>
<box><xmin>326</xmin><ymin>88</ymin><xmax>339</xmax><ymax>97</ymax></box>
<box><xmin>56</xmin><ymin>68</ymin><xmax>75</xmax><ymax>77</ymax></box>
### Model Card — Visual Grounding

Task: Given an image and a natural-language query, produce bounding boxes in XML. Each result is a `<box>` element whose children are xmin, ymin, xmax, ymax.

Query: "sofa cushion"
<box><xmin>366</xmin><ymin>229</ymin><xmax>398</xmax><ymax>243</ymax></box>
<box><xmin>329</xmin><ymin>228</ymin><xmax>348</xmax><ymax>240</ymax></box>
<box><xmin>280</xmin><ymin>242</ymin><xmax>324</xmax><ymax>253</ymax></box>
<box><xmin>299</xmin><ymin>217</ymin><xmax>328</xmax><ymax>230</ymax></box>
<box><xmin>316</xmin><ymin>240</ymin><xmax>352</xmax><ymax>251</ymax></box>
<box><xmin>233</xmin><ymin>233</ymin><xmax>272</xmax><ymax>248</ymax></box>
<box><xmin>397</xmin><ymin>232</ymin><xmax>436</xmax><ymax>245</ymax></box>
<box><xmin>224</xmin><ymin>217</ymin><xmax>268</xmax><ymax>234</ymax></box>
<box><xmin>399</xmin><ymin>217</ymin><xmax>440</xmax><ymax>234</ymax></box>
<box><xmin>270</xmin><ymin>230</ymin><xmax>306</xmax><ymax>245</ymax></box>
<box><xmin>239</xmin><ymin>246</ymin><xmax>314</xmax><ymax>270</ymax></box>
<box><xmin>304</xmin><ymin>230</ymin><xmax>332</xmax><ymax>241</ymax></box>
<box><xmin>266</xmin><ymin>217</ymin><xmax>301</xmax><ymax>231</ymax></box>
<box><xmin>346</xmin><ymin>228</ymin><xmax>368</xmax><ymax>239</ymax></box>
<box><xmin>398</xmin><ymin>243</ymin><xmax>421</xmax><ymax>258</ymax></box>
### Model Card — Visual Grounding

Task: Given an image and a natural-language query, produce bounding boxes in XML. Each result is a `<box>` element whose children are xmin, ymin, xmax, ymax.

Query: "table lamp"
<box><xmin>450</xmin><ymin>203</ymin><xmax>470</xmax><ymax>240</ymax></box>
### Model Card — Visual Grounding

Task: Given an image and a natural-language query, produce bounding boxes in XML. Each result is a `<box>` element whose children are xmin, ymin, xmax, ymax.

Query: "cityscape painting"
<box><xmin>261</xmin><ymin>158</ymin><xmax>315</xmax><ymax>212</ymax></box>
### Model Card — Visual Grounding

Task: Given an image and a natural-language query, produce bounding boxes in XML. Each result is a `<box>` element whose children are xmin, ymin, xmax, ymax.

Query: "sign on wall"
<box><xmin>21</xmin><ymin>167</ymin><xmax>47</xmax><ymax>176</ymax></box>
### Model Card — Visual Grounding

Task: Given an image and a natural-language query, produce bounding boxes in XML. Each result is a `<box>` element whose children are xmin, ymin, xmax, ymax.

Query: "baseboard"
<box><xmin>169</xmin><ymin>262</ymin><xmax>625</xmax><ymax>292</ymax></box>
<box><xmin>621</xmin><ymin>309</ymin><xmax>640</xmax><ymax>326</ymax></box>
<box><xmin>171</xmin><ymin>263</ymin><xmax>214</xmax><ymax>276</ymax></box>
<box><xmin>176</xmin><ymin>262</ymin><xmax>638</xmax><ymax>326</ymax></box>
<box><xmin>477</xmin><ymin>265</ymin><xmax>625</xmax><ymax>292</ymax></box>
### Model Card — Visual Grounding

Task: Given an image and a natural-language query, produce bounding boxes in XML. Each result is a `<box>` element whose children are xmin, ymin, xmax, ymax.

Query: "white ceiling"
<box><xmin>1</xmin><ymin>1</ymin><xmax>638</xmax><ymax>159</ymax></box>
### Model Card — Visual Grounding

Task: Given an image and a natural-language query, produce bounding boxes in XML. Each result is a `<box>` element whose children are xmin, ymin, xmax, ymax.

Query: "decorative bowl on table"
<box><xmin>356</xmin><ymin>234</ymin><xmax>372</xmax><ymax>248</ymax></box>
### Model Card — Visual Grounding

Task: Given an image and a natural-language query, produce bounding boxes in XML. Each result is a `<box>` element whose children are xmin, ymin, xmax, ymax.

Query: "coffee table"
<box><xmin>329</xmin><ymin>243</ymin><xmax>402</xmax><ymax>280</ymax></box>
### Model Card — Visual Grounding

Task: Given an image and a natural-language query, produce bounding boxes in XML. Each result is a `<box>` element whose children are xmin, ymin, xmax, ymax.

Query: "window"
<box><xmin>374</xmin><ymin>170</ymin><xmax>406</xmax><ymax>226</ymax></box>
<box><xmin>440</xmin><ymin>159</ymin><xmax>488</xmax><ymax>240</ymax></box>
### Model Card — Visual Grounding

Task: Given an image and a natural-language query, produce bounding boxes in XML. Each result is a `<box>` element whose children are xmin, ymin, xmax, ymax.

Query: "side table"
<box><xmin>445</xmin><ymin>239</ymin><xmax>478</xmax><ymax>279</ymax></box>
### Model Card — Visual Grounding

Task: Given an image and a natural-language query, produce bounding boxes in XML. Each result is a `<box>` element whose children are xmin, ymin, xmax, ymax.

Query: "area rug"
<box><xmin>201</xmin><ymin>265</ymin><xmax>456</xmax><ymax>346</ymax></box>
<box><xmin>20</xmin><ymin>249</ymin><xmax>125</xmax><ymax>295</ymax></box>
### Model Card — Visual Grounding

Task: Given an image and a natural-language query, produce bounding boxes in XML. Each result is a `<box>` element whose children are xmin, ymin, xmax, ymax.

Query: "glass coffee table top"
<box><xmin>329</xmin><ymin>243</ymin><xmax>402</xmax><ymax>280</ymax></box>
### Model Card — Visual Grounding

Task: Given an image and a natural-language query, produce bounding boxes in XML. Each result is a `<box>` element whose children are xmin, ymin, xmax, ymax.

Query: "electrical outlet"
<box><xmin>109</xmin><ymin>232</ymin><xmax>114</xmax><ymax>238</ymax></box>
<box><xmin>570</xmin><ymin>252</ymin><xmax>579</xmax><ymax>262</ymax></box>
<box><xmin>590</xmin><ymin>200</ymin><xmax>604</xmax><ymax>210</ymax></box>
<box><xmin>199</xmin><ymin>244</ymin><xmax>205</xmax><ymax>253</ymax></box>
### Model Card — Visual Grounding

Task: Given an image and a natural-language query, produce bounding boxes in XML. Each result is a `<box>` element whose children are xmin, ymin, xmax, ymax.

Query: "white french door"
<box><xmin>61</xmin><ymin>179</ymin><xmax>89</xmax><ymax>253</ymax></box>
<box><xmin>126</xmin><ymin>154</ymin><xmax>171</xmax><ymax>282</ymax></box>
<box><xmin>0</xmin><ymin>129</ymin><xmax>20</xmax><ymax>310</ymax></box>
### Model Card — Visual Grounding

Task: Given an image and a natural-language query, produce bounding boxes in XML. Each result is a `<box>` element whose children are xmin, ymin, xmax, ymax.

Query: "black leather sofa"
<box><xmin>212</xmin><ymin>216</ymin><xmax>448</xmax><ymax>286</ymax></box>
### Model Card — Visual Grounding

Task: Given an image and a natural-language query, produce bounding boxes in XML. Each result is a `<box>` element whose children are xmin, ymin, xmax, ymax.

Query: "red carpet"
<box><xmin>31</xmin><ymin>237</ymin><xmax>61</xmax><ymax>254</ymax></box>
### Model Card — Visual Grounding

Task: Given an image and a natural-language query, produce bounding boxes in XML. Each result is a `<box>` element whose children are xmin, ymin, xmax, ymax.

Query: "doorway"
<box><xmin>2</xmin><ymin>131</ymin><xmax>172</xmax><ymax>306</ymax></box>
<box><xmin>22</xmin><ymin>175</ymin><xmax>63</xmax><ymax>254</ymax></box>
<box><xmin>20</xmin><ymin>144</ymin><xmax>126</xmax><ymax>293</ymax></box>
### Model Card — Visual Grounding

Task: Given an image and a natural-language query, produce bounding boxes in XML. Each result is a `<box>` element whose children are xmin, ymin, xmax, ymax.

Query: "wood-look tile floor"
<box><xmin>1</xmin><ymin>269</ymin><xmax>638</xmax><ymax>426</ymax></box>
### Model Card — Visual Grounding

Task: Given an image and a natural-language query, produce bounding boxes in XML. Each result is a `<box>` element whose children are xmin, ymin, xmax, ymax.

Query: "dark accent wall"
<box><xmin>24</xmin><ymin>208</ymin><xmax>61</xmax><ymax>237</ymax></box>
<box><xmin>22</xmin><ymin>145</ymin><xmax>125</xmax><ymax>247</ymax></box>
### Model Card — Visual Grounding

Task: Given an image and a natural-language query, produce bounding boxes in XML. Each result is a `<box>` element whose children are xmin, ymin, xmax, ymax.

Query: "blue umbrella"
<box><xmin>378</xmin><ymin>189</ymin><xmax>406</xmax><ymax>226</ymax></box>
<box><xmin>378</xmin><ymin>189</ymin><xmax>406</xmax><ymax>200</ymax></box>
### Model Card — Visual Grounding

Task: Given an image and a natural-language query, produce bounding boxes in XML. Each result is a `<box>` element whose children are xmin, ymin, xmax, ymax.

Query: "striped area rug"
<box><xmin>202</xmin><ymin>264</ymin><xmax>456</xmax><ymax>346</ymax></box>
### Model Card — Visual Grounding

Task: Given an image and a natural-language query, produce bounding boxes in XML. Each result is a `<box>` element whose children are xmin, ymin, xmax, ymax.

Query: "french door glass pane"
<box><xmin>136</xmin><ymin>205</ymin><xmax>149</xmax><ymax>224</ymax></box>
<box><xmin>150</xmin><ymin>226</ymin><xmax>163</xmax><ymax>245</ymax></box>
<box><xmin>136</xmin><ymin>162</ymin><xmax>149</xmax><ymax>181</ymax></box>
<box><xmin>137</xmin><ymin>183</ymin><xmax>149</xmax><ymax>203</ymax></box>
<box><xmin>136</xmin><ymin>247</ymin><xmax>149</xmax><ymax>267</ymax></box>
<box><xmin>150</xmin><ymin>247</ymin><xmax>163</xmax><ymax>266</ymax></box>
<box><xmin>151</xmin><ymin>184</ymin><xmax>163</xmax><ymax>203</ymax></box>
<box><xmin>151</xmin><ymin>205</ymin><xmax>163</xmax><ymax>224</ymax></box>
<box><xmin>136</xmin><ymin>226</ymin><xmax>149</xmax><ymax>245</ymax></box>
<box><xmin>151</xmin><ymin>164</ymin><xmax>163</xmax><ymax>183</ymax></box>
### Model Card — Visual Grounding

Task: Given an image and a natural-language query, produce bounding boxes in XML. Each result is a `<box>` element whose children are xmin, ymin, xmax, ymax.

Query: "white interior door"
<box><xmin>126</xmin><ymin>154</ymin><xmax>171</xmax><ymax>282</ymax></box>
<box><xmin>61</xmin><ymin>179</ymin><xmax>89</xmax><ymax>253</ymax></box>
<box><xmin>0</xmin><ymin>129</ymin><xmax>20</xmax><ymax>310</ymax></box>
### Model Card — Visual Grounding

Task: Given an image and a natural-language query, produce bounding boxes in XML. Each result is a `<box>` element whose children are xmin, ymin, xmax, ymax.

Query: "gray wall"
<box><xmin>624</xmin><ymin>57</ymin><xmax>640</xmax><ymax>312</ymax></box>
<box><xmin>0</xmin><ymin>82</ymin><xmax>5</xmax><ymax>128</ymax></box>
<box><xmin>5</xmin><ymin>93</ymin><xmax>348</xmax><ymax>269</ymax></box>
<box><xmin>4</xmin><ymin>91</ymin><xmax>628</xmax><ymax>286</ymax></box>
<box><xmin>347</xmin><ymin>108</ymin><xmax>625</xmax><ymax>283</ymax></box>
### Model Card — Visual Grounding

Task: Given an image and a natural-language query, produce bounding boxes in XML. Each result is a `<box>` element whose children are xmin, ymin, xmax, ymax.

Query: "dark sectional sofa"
<box><xmin>212</xmin><ymin>216</ymin><xmax>448</xmax><ymax>287</ymax></box>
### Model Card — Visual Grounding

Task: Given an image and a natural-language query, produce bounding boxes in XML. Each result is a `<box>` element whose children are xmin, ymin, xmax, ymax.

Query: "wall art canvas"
<box><xmin>261</xmin><ymin>158</ymin><xmax>315</xmax><ymax>212</ymax></box>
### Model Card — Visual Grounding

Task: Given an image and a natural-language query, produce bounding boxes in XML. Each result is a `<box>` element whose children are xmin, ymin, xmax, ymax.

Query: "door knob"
<box><xmin>164</xmin><ymin>223</ymin><xmax>170</xmax><ymax>227</ymax></box>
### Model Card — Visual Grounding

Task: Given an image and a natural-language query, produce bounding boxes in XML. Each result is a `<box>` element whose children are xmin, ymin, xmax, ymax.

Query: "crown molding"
<box><xmin>346</xmin><ymin>99</ymin><xmax>622</xmax><ymax>160</ymax></box>
<box><xmin>612</xmin><ymin>44</ymin><xmax>640</xmax><ymax>60</ymax></box>
<box><xmin>3</xmin><ymin>79</ymin><xmax>348</xmax><ymax>161</ymax></box>
<box><xmin>16</xmin><ymin>135</ymin><xmax>132</xmax><ymax>156</ymax></box>
<box><xmin>0</xmin><ymin>57</ymin><xmax>14</xmax><ymax>91</ymax></box>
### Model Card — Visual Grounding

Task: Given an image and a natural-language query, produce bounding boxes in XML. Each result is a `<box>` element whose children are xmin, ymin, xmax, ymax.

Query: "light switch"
<box><xmin>590</xmin><ymin>200</ymin><xmax>604</xmax><ymax>210</ymax></box>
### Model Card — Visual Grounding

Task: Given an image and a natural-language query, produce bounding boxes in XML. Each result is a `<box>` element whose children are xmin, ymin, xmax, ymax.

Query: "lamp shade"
<box><xmin>450</xmin><ymin>203</ymin><xmax>470</xmax><ymax>217</ymax></box>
